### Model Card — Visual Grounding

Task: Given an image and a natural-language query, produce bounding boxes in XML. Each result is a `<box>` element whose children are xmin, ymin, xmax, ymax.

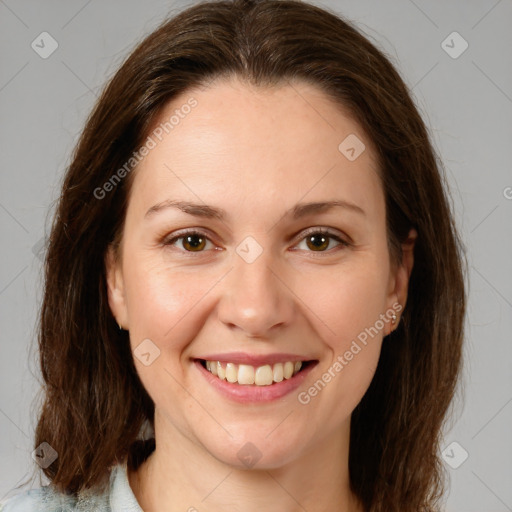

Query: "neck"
<box><xmin>129</xmin><ymin>411</ymin><xmax>363</xmax><ymax>512</ymax></box>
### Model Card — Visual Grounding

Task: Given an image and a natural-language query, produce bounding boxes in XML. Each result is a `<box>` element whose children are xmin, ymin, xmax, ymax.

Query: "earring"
<box><xmin>118</xmin><ymin>322</ymin><xmax>123</xmax><ymax>330</ymax></box>
<box><xmin>391</xmin><ymin>312</ymin><xmax>397</xmax><ymax>325</ymax></box>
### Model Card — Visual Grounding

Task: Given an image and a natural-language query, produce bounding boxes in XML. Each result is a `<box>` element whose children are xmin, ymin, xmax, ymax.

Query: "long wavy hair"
<box><xmin>30</xmin><ymin>1</ymin><xmax>466</xmax><ymax>510</ymax></box>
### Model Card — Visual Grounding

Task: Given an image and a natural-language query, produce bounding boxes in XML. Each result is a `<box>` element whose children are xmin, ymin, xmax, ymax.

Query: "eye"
<box><xmin>164</xmin><ymin>230</ymin><xmax>215</xmax><ymax>252</ymax></box>
<box><xmin>163</xmin><ymin>228</ymin><xmax>349</xmax><ymax>255</ymax></box>
<box><xmin>294</xmin><ymin>228</ymin><xmax>349</xmax><ymax>253</ymax></box>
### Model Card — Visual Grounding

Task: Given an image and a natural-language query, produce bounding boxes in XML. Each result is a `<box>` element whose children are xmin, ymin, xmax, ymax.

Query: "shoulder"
<box><xmin>0</xmin><ymin>462</ymin><xmax>139</xmax><ymax>512</ymax></box>
<box><xmin>0</xmin><ymin>486</ymin><xmax>77</xmax><ymax>511</ymax></box>
<box><xmin>0</xmin><ymin>478</ymin><xmax>112</xmax><ymax>511</ymax></box>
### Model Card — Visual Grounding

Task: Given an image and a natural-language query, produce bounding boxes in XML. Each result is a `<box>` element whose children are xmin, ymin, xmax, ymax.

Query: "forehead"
<box><xmin>128</xmin><ymin>77</ymin><xmax>384</xmax><ymax>222</ymax></box>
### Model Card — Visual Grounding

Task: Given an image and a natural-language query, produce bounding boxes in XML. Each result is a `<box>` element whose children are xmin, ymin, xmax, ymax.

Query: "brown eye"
<box><xmin>295</xmin><ymin>229</ymin><xmax>348</xmax><ymax>253</ymax></box>
<box><xmin>182</xmin><ymin>234</ymin><xmax>207</xmax><ymax>251</ymax></box>
<box><xmin>305</xmin><ymin>233</ymin><xmax>330</xmax><ymax>251</ymax></box>
<box><xmin>164</xmin><ymin>231</ymin><xmax>214</xmax><ymax>252</ymax></box>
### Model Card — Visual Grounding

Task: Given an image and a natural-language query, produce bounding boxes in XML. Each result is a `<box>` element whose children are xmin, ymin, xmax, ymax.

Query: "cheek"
<box><xmin>292</xmin><ymin>263</ymin><xmax>387</xmax><ymax>411</ymax></box>
<box><xmin>294</xmin><ymin>259</ymin><xmax>389</xmax><ymax>344</ymax></box>
<box><xmin>123</xmin><ymin>255</ymin><xmax>218</xmax><ymax>346</ymax></box>
<box><xmin>121</xmin><ymin>259</ymin><xmax>217</xmax><ymax>419</ymax></box>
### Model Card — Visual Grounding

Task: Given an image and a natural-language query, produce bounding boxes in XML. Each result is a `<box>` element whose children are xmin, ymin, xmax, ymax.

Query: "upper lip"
<box><xmin>196</xmin><ymin>352</ymin><xmax>316</xmax><ymax>366</ymax></box>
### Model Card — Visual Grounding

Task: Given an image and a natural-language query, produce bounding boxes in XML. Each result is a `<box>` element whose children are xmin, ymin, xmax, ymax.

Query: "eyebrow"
<box><xmin>144</xmin><ymin>199</ymin><xmax>365</xmax><ymax>220</ymax></box>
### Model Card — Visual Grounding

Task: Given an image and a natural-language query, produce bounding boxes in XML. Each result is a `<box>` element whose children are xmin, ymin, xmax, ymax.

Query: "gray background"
<box><xmin>0</xmin><ymin>0</ymin><xmax>511</xmax><ymax>510</ymax></box>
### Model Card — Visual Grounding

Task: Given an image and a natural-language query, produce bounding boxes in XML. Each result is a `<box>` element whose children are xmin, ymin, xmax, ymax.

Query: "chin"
<box><xmin>198</xmin><ymin>428</ymin><xmax>308</xmax><ymax>471</ymax></box>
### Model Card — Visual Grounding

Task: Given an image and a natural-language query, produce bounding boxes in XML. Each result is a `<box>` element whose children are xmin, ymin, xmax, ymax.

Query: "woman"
<box><xmin>1</xmin><ymin>0</ymin><xmax>466</xmax><ymax>510</ymax></box>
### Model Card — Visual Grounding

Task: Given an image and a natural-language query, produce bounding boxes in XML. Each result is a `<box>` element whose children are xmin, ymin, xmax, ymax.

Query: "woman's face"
<box><xmin>107</xmin><ymin>77</ymin><xmax>413</xmax><ymax>469</ymax></box>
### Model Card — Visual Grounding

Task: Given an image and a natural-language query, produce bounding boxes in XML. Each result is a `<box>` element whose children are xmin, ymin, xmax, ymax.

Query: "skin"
<box><xmin>106</xmin><ymin>77</ymin><xmax>416</xmax><ymax>512</ymax></box>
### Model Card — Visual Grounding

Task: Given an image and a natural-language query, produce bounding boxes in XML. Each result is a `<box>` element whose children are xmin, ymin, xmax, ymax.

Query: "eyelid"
<box><xmin>294</xmin><ymin>226</ymin><xmax>349</xmax><ymax>245</ymax></box>
<box><xmin>290</xmin><ymin>227</ymin><xmax>350</xmax><ymax>254</ymax></box>
<box><xmin>162</xmin><ymin>228</ymin><xmax>218</xmax><ymax>251</ymax></box>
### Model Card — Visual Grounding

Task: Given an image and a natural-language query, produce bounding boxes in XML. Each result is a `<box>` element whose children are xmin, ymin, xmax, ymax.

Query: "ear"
<box><xmin>385</xmin><ymin>228</ymin><xmax>417</xmax><ymax>335</ymax></box>
<box><xmin>105</xmin><ymin>244</ymin><xmax>129</xmax><ymax>329</ymax></box>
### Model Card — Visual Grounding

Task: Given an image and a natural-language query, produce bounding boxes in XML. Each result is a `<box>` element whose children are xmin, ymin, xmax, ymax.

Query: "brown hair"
<box><xmin>31</xmin><ymin>0</ymin><xmax>466</xmax><ymax>510</ymax></box>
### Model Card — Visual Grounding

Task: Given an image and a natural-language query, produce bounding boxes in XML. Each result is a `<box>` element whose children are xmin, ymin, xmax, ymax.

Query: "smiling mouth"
<box><xmin>197</xmin><ymin>359</ymin><xmax>315</xmax><ymax>386</ymax></box>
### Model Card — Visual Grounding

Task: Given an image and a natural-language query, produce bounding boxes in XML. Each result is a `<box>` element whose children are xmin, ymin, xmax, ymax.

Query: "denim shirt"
<box><xmin>0</xmin><ymin>463</ymin><xmax>143</xmax><ymax>512</ymax></box>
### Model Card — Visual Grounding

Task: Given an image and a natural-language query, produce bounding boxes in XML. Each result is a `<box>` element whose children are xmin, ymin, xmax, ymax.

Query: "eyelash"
<box><xmin>162</xmin><ymin>227</ymin><xmax>350</xmax><ymax>256</ymax></box>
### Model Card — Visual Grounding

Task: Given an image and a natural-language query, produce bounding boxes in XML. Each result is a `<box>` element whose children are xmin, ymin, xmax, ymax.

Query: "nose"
<box><xmin>216</xmin><ymin>245</ymin><xmax>295</xmax><ymax>339</ymax></box>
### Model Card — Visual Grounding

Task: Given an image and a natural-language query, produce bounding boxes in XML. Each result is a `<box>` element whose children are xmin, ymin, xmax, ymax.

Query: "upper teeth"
<box><xmin>205</xmin><ymin>360</ymin><xmax>303</xmax><ymax>386</ymax></box>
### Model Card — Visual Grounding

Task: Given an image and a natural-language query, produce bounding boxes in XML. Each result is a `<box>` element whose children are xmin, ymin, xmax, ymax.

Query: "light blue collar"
<box><xmin>108</xmin><ymin>462</ymin><xmax>143</xmax><ymax>512</ymax></box>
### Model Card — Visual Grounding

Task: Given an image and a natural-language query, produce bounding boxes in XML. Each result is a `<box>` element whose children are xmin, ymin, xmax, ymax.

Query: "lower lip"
<box><xmin>194</xmin><ymin>360</ymin><xmax>317</xmax><ymax>403</ymax></box>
